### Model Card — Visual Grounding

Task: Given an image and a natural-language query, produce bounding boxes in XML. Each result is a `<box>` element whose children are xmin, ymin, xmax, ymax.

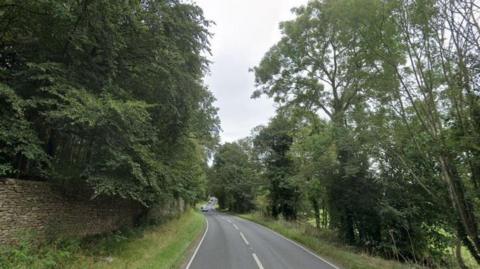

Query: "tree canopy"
<box><xmin>0</xmin><ymin>0</ymin><xmax>219</xmax><ymax>205</ymax></box>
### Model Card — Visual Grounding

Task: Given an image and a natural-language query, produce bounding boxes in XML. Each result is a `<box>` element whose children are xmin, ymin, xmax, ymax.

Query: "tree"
<box><xmin>253</xmin><ymin>114</ymin><xmax>301</xmax><ymax>220</ymax></box>
<box><xmin>0</xmin><ymin>0</ymin><xmax>219</xmax><ymax>205</ymax></box>
<box><xmin>288</xmin><ymin>111</ymin><xmax>335</xmax><ymax>229</ymax></box>
<box><xmin>371</xmin><ymin>0</ymin><xmax>480</xmax><ymax>262</ymax></box>
<box><xmin>253</xmin><ymin>0</ymin><xmax>393</xmax><ymax>243</ymax></box>
<box><xmin>209</xmin><ymin>142</ymin><xmax>257</xmax><ymax>213</ymax></box>
<box><xmin>253</xmin><ymin>0</ymin><xmax>480</xmax><ymax>265</ymax></box>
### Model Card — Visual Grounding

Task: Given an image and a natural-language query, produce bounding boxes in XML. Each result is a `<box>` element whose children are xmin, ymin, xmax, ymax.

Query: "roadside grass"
<box><xmin>239</xmin><ymin>212</ymin><xmax>423</xmax><ymax>269</ymax></box>
<box><xmin>0</xmin><ymin>209</ymin><xmax>205</xmax><ymax>269</ymax></box>
<box><xmin>0</xmin><ymin>234</ymin><xmax>82</xmax><ymax>269</ymax></box>
<box><xmin>72</xmin><ymin>208</ymin><xmax>205</xmax><ymax>269</ymax></box>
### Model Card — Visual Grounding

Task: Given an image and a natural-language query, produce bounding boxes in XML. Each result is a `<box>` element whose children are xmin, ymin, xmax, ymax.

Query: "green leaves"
<box><xmin>209</xmin><ymin>142</ymin><xmax>258</xmax><ymax>213</ymax></box>
<box><xmin>0</xmin><ymin>0</ymin><xmax>219</xmax><ymax>205</ymax></box>
<box><xmin>252</xmin><ymin>0</ymin><xmax>480</xmax><ymax>264</ymax></box>
<box><xmin>0</xmin><ymin>83</ymin><xmax>49</xmax><ymax>177</ymax></box>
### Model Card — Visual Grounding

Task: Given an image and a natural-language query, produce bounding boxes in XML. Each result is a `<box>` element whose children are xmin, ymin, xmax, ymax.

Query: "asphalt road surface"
<box><xmin>186</xmin><ymin>212</ymin><xmax>339</xmax><ymax>269</ymax></box>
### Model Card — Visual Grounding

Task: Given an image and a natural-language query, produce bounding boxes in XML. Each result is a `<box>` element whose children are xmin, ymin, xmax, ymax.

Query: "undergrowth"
<box><xmin>0</xmin><ymin>209</ymin><xmax>204</xmax><ymax>269</ymax></box>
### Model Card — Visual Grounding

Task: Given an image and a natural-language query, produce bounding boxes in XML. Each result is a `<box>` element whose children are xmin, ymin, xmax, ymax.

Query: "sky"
<box><xmin>194</xmin><ymin>0</ymin><xmax>308</xmax><ymax>143</ymax></box>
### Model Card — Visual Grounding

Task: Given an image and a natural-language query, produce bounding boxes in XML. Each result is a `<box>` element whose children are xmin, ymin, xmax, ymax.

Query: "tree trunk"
<box><xmin>310</xmin><ymin>197</ymin><xmax>320</xmax><ymax>229</ymax></box>
<box><xmin>322</xmin><ymin>202</ymin><xmax>329</xmax><ymax>228</ymax></box>
<box><xmin>439</xmin><ymin>154</ymin><xmax>480</xmax><ymax>263</ymax></box>
<box><xmin>468</xmin><ymin>151</ymin><xmax>480</xmax><ymax>192</ymax></box>
<box><xmin>345</xmin><ymin>212</ymin><xmax>355</xmax><ymax>244</ymax></box>
<box><xmin>332</xmin><ymin>110</ymin><xmax>357</xmax><ymax>243</ymax></box>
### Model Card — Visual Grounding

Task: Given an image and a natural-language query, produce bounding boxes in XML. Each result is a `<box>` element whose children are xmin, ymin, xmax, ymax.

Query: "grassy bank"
<box><xmin>0</xmin><ymin>209</ymin><xmax>205</xmax><ymax>269</ymax></box>
<box><xmin>239</xmin><ymin>213</ymin><xmax>422</xmax><ymax>269</ymax></box>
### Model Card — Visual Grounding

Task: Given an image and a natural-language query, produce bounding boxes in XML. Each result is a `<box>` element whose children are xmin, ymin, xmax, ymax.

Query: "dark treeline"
<box><xmin>208</xmin><ymin>0</ymin><xmax>480</xmax><ymax>267</ymax></box>
<box><xmin>0</xmin><ymin>0</ymin><xmax>219</xmax><ymax>205</ymax></box>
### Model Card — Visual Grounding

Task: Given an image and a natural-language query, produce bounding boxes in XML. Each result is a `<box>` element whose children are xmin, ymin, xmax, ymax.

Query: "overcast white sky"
<box><xmin>194</xmin><ymin>0</ymin><xmax>308</xmax><ymax>143</ymax></box>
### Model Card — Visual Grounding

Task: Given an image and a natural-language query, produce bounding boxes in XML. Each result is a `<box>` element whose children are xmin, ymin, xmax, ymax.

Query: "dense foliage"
<box><xmin>252</xmin><ymin>114</ymin><xmax>300</xmax><ymax>220</ymax></box>
<box><xmin>208</xmin><ymin>142</ymin><xmax>257</xmax><ymax>213</ymax></box>
<box><xmin>0</xmin><ymin>0</ymin><xmax>219</xmax><ymax>205</ymax></box>
<box><xmin>210</xmin><ymin>0</ymin><xmax>480</xmax><ymax>267</ymax></box>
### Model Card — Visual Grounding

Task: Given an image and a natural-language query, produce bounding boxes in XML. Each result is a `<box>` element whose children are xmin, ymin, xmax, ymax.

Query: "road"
<box><xmin>186</xmin><ymin>212</ymin><xmax>339</xmax><ymax>269</ymax></box>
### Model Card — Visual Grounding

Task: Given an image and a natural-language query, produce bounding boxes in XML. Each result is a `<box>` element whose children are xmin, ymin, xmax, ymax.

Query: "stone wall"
<box><xmin>0</xmin><ymin>178</ymin><xmax>145</xmax><ymax>245</ymax></box>
<box><xmin>146</xmin><ymin>197</ymin><xmax>186</xmax><ymax>224</ymax></box>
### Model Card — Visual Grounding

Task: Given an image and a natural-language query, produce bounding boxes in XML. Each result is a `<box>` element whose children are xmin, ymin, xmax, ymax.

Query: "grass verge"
<box><xmin>0</xmin><ymin>209</ymin><xmax>205</xmax><ymax>269</ymax></box>
<box><xmin>73</xmin><ymin>208</ymin><xmax>205</xmax><ymax>269</ymax></box>
<box><xmin>239</xmin><ymin>212</ymin><xmax>422</xmax><ymax>269</ymax></box>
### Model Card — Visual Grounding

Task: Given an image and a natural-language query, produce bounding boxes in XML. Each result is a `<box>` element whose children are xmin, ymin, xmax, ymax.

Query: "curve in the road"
<box><xmin>186</xmin><ymin>212</ymin><xmax>340</xmax><ymax>269</ymax></box>
<box><xmin>185</xmin><ymin>216</ymin><xmax>209</xmax><ymax>269</ymax></box>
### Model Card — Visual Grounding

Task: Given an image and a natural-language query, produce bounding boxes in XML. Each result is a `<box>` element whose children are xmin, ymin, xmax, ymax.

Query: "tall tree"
<box><xmin>371</xmin><ymin>0</ymin><xmax>480</xmax><ymax>262</ymax></box>
<box><xmin>253</xmin><ymin>114</ymin><xmax>300</xmax><ymax>220</ymax></box>
<box><xmin>0</xmin><ymin>0</ymin><xmax>219</xmax><ymax>205</ymax></box>
<box><xmin>253</xmin><ymin>0</ymin><xmax>392</xmax><ymax>243</ymax></box>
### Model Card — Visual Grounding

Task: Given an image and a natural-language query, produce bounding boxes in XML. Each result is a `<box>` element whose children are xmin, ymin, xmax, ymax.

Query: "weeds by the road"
<box><xmin>72</xmin><ymin>208</ymin><xmax>205</xmax><ymax>269</ymax></box>
<box><xmin>239</xmin><ymin>212</ymin><xmax>424</xmax><ymax>269</ymax></box>
<box><xmin>0</xmin><ymin>233</ymin><xmax>81</xmax><ymax>269</ymax></box>
<box><xmin>0</xmin><ymin>209</ymin><xmax>205</xmax><ymax>269</ymax></box>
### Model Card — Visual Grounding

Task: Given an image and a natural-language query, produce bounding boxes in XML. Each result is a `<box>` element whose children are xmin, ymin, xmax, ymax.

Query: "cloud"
<box><xmin>194</xmin><ymin>0</ymin><xmax>308</xmax><ymax>143</ymax></box>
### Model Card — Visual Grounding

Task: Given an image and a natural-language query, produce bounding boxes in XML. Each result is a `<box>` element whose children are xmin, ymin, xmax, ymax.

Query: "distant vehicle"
<box><xmin>201</xmin><ymin>197</ymin><xmax>217</xmax><ymax>212</ymax></box>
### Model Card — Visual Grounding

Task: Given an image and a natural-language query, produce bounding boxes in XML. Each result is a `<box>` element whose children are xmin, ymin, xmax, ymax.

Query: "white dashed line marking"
<box><xmin>233</xmin><ymin>223</ymin><xmax>239</xmax><ymax>230</ymax></box>
<box><xmin>240</xmin><ymin>232</ymin><xmax>250</xmax><ymax>245</ymax></box>
<box><xmin>234</xmin><ymin>216</ymin><xmax>339</xmax><ymax>269</ymax></box>
<box><xmin>252</xmin><ymin>253</ymin><xmax>265</xmax><ymax>269</ymax></box>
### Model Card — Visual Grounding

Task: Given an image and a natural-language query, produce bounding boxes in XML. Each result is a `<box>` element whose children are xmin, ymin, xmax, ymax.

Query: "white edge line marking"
<box><xmin>252</xmin><ymin>253</ymin><xmax>265</xmax><ymax>269</ymax></box>
<box><xmin>234</xmin><ymin>217</ymin><xmax>340</xmax><ymax>269</ymax></box>
<box><xmin>239</xmin><ymin>232</ymin><xmax>250</xmax><ymax>245</ymax></box>
<box><xmin>233</xmin><ymin>223</ymin><xmax>239</xmax><ymax>230</ymax></box>
<box><xmin>185</xmin><ymin>216</ymin><xmax>209</xmax><ymax>269</ymax></box>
